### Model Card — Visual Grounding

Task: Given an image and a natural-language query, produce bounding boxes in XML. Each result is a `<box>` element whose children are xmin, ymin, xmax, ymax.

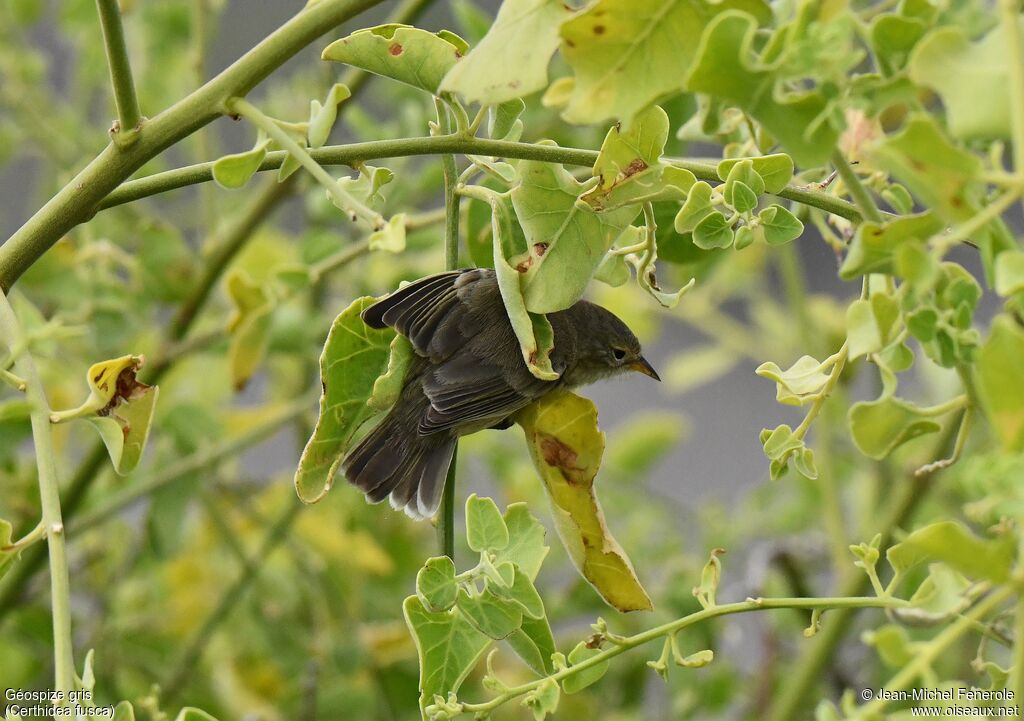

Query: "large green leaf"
<box><xmin>909</xmin><ymin>23</ymin><xmax>1016</xmax><ymax>139</ymax></box>
<box><xmin>887</xmin><ymin>521</ymin><xmax>1016</xmax><ymax>583</ymax></box>
<box><xmin>440</xmin><ymin>0</ymin><xmax>570</xmax><ymax>105</ymax></box>
<box><xmin>839</xmin><ymin>212</ymin><xmax>942</xmax><ymax>279</ymax></box>
<box><xmin>322</xmin><ymin>24</ymin><xmax>469</xmax><ymax>94</ymax></box>
<box><xmin>512</xmin><ymin>151</ymin><xmax>640</xmax><ymax>313</ymax></box>
<box><xmin>404</xmin><ymin>595</ymin><xmax>491</xmax><ymax>713</ymax></box>
<box><xmin>294</xmin><ymin>297</ymin><xmax>395</xmax><ymax>503</ymax></box>
<box><xmin>686</xmin><ymin>11</ymin><xmax>838</xmax><ymax>166</ymax></box>
<box><xmin>517</xmin><ymin>390</ymin><xmax>653</xmax><ymax>612</ymax></box>
<box><xmin>976</xmin><ymin>315</ymin><xmax>1024</xmax><ymax>451</ymax></box>
<box><xmin>848</xmin><ymin>397</ymin><xmax>941</xmax><ymax>460</ymax></box>
<box><xmin>559</xmin><ymin>0</ymin><xmax>771</xmax><ymax>125</ymax></box>
<box><xmin>494</xmin><ymin>503</ymin><xmax>549</xmax><ymax>581</ymax></box>
<box><xmin>481</xmin><ymin>189</ymin><xmax>560</xmax><ymax>380</ymax></box>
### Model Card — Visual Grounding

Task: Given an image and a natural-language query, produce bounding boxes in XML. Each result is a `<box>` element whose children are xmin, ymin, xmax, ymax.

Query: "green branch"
<box><xmin>457</xmin><ymin>595</ymin><xmax>907</xmax><ymax>718</ymax></box>
<box><xmin>831</xmin><ymin>149</ymin><xmax>883</xmax><ymax>224</ymax></box>
<box><xmin>0</xmin><ymin>291</ymin><xmax>76</xmax><ymax>695</ymax></box>
<box><xmin>435</xmin><ymin>100</ymin><xmax>462</xmax><ymax>562</ymax></box>
<box><xmin>97</xmin><ymin>137</ymin><xmax>867</xmax><ymax>222</ymax></box>
<box><xmin>95</xmin><ymin>0</ymin><xmax>143</xmax><ymax>138</ymax></box>
<box><xmin>227</xmin><ymin>96</ymin><xmax>385</xmax><ymax>230</ymax></box>
<box><xmin>849</xmin><ymin>586</ymin><xmax>1015</xmax><ymax>720</ymax></box>
<box><xmin>0</xmin><ymin>0</ymin><xmax>385</xmax><ymax>292</ymax></box>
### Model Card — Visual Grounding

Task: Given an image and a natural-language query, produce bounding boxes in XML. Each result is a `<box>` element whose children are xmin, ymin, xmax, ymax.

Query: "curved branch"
<box><xmin>0</xmin><ymin>0</ymin><xmax>385</xmax><ymax>292</ymax></box>
<box><xmin>99</xmin><ymin>136</ymin><xmax>866</xmax><ymax>222</ymax></box>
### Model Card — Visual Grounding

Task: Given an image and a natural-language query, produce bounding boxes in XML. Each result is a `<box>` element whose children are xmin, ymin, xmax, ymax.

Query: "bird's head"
<box><xmin>565</xmin><ymin>301</ymin><xmax>660</xmax><ymax>385</ymax></box>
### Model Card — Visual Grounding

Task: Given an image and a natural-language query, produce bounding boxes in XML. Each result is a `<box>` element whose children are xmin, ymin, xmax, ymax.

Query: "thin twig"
<box><xmin>95</xmin><ymin>0</ymin><xmax>143</xmax><ymax>136</ymax></box>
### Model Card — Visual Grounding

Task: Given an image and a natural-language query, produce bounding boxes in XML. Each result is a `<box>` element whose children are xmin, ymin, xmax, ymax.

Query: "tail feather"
<box><xmin>342</xmin><ymin>412</ymin><xmax>455</xmax><ymax>520</ymax></box>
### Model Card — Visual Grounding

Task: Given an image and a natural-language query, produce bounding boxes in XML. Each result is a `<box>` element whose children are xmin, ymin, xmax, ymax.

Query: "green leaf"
<box><xmin>900</xmin><ymin>564</ymin><xmax>972</xmax><ymax>622</ymax></box>
<box><xmin>294</xmin><ymin>297</ymin><xmax>395</xmax><ymax>503</ymax></box>
<box><xmin>870</xmin><ymin>14</ymin><xmax>927</xmax><ymax>75</ymax></box>
<box><xmin>848</xmin><ymin>397</ymin><xmax>941</xmax><ymax>460</ymax></box>
<box><xmin>338</xmin><ymin>164</ymin><xmax>395</xmax><ymax>208</ymax></box>
<box><xmin>674</xmin><ymin>181</ymin><xmax>715</xmax><ymax>233</ymax></box>
<box><xmin>173</xmin><ymin>710</ymin><xmax>219</xmax><ymax>721</ymax></box>
<box><xmin>490</xmin><ymin>99</ymin><xmax>526</xmax><ymax>140</ymax></box>
<box><xmin>863</xmin><ymin>625</ymin><xmax>914</xmax><ymax>668</ymax></box>
<box><xmin>593</xmin><ymin>251</ymin><xmax>630</xmax><ymax>287</ymax></box>
<box><xmin>558</xmin><ymin>0</ymin><xmax>770</xmax><ymax>125</ymax></box>
<box><xmin>759</xmin><ymin>424</ymin><xmax>817</xmax><ymax>480</ymax></box>
<box><xmin>717</xmin><ymin>154</ymin><xmax>794</xmax><ymax>193</ymax></box>
<box><xmin>417</xmin><ymin>556</ymin><xmax>458</xmax><ymax>612</ymax></box>
<box><xmin>466</xmin><ymin>494</ymin><xmax>510</xmax><ymax>552</ymax></box>
<box><xmin>483</xmin><ymin>189</ymin><xmax>560</xmax><ymax>380</ymax></box>
<box><xmin>723</xmin><ymin>159</ymin><xmax>765</xmax><ymax>206</ymax></box>
<box><xmin>517</xmin><ymin>390</ymin><xmax>653</xmax><ymax>612</ymax></box>
<box><xmin>693</xmin><ymin>211</ymin><xmax>734</xmax><ymax>250</ymax></box>
<box><xmin>512</xmin><ymin>151</ymin><xmax>641</xmax><ymax>313</ymax></box>
<box><xmin>224</xmin><ymin>270</ymin><xmax>275</xmax><ymax>391</ymax></box>
<box><xmin>211</xmin><ymin>138</ymin><xmax>269</xmax><ymax>189</ymax></box>
<box><xmin>455</xmin><ymin>584</ymin><xmax>523</xmax><ymax>639</ymax></box>
<box><xmin>755</xmin><ymin>354</ymin><xmax>831</xmax><ymax>406</ymax></box>
<box><xmin>308</xmin><ymin>83</ymin><xmax>352</xmax><ymax>148</ymax></box>
<box><xmin>909</xmin><ymin>23</ymin><xmax>1016</xmax><ymax>139</ymax></box>
<box><xmin>757</xmin><ymin>204</ymin><xmax>803</xmax><ymax>245</ymax></box>
<box><xmin>440</xmin><ymin>0</ymin><xmax>570</xmax><ymax>105</ymax></box>
<box><xmin>506</xmin><ymin>616</ymin><xmax>557</xmax><ymax>676</ymax></box>
<box><xmin>994</xmin><ymin>250</ymin><xmax>1024</xmax><ymax>297</ymax></box>
<box><xmin>111</xmin><ymin>701</ymin><xmax>136</xmax><ymax>721</ymax></box>
<box><xmin>499</xmin><ymin>566</ymin><xmax>545</xmax><ymax>619</ymax></box>
<box><xmin>591</xmin><ymin>105</ymin><xmax>669</xmax><ymax>193</ymax></box>
<box><xmin>866</xmin><ymin>115</ymin><xmax>981</xmax><ymax>225</ymax></box>
<box><xmin>976</xmin><ymin>314</ymin><xmax>1024</xmax><ymax>451</ymax></box>
<box><xmin>368</xmin><ymin>213</ymin><xmax>407</xmax><ymax>253</ymax></box>
<box><xmin>678</xmin><ymin>649</ymin><xmax>714</xmax><ymax>667</ymax></box>
<box><xmin>0</xmin><ymin>519</ymin><xmax>18</xmax><ymax>581</ymax></box>
<box><xmin>845</xmin><ymin>293</ymin><xmax>900</xmax><ymax>359</ymax></box>
<box><xmin>493</xmin><ymin>503</ymin><xmax>549</xmax><ymax>581</ymax></box>
<box><xmin>403</xmin><ymin>595</ymin><xmax>491</xmax><ymax>714</ymax></box>
<box><xmin>524</xmin><ymin>678</ymin><xmax>560</xmax><ymax>721</ymax></box>
<box><xmin>322</xmin><ymin>24</ymin><xmax>468</xmax><ymax>94</ymax></box>
<box><xmin>562</xmin><ymin>641</ymin><xmax>610</xmax><ymax>694</ymax></box>
<box><xmin>686</xmin><ymin>12</ymin><xmax>839</xmax><ymax>166</ymax></box>
<box><xmin>367</xmin><ymin>335</ymin><xmax>414</xmax><ymax>412</ymax></box>
<box><xmin>886</xmin><ymin>521</ymin><xmax>1015</xmax><ymax>582</ymax></box>
<box><xmin>839</xmin><ymin>212</ymin><xmax>943</xmax><ymax>279</ymax></box>
<box><xmin>86</xmin><ymin>381</ymin><xmax>159</xmax><ymax>475</ymax></box>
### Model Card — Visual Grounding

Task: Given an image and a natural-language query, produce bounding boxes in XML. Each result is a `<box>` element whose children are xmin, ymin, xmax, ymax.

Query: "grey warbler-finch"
<box><xmin>343</xmin><ymin>267</ymin><xmax>660</xmax><ymax>519</ymax></box>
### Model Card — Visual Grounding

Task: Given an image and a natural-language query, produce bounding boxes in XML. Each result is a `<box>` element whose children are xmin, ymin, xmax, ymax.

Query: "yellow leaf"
<box><xmin>517</xmin><ymin>390</ymin><xmax>652</xmax><ymax>612</ymax></box>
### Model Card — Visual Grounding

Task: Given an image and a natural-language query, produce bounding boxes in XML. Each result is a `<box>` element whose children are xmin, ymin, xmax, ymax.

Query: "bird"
<box><xmin>342</xmin><ymin>267</ymin><xmax>660</xmax><ymax>519</ymax></box>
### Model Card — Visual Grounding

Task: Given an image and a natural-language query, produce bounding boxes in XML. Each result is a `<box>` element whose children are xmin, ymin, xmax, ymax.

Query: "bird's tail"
<box><xmin>342</xmin><ymin>410</ymin><xmax>455</xmax><ymax>520</ymax></box>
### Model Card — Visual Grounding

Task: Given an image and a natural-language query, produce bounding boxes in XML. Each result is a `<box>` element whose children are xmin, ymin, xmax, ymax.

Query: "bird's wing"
<box><xmin>361</xmin><ymin>269</ymin><xmax>476</xmax><ymax>361</ymax></box>
<box><xmin>362</xmin><ymin>268</ymin><xmax>557</xmax><ymax>434</ymax></box>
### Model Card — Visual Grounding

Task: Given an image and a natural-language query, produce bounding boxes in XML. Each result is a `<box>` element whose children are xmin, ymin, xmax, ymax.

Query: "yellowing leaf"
<box><xmin>755</xmin><ymin>355</ymin><xmax>832</xmax><ymax>406</ymax></box>
<box><xmin>517</xmin><ymin>390</ymin><xmax>653</xmax><ymax>612</ymax></box>
<box><xmin>49</xmin><ymin>355</ymin><xmax>159</xmax><ymax>475</ymax></box>
<box><xmin>294</xmin><ymin>297</ymin><xmax>395</xmax><ymax>503</ymax></box>
<box><xmin>224</xmin><ymin>270</ymin><xmax>275</xmax><ymax>391</ymax></box>
<box><xmin>559</xmin><ymin>0</ymin><xmax>771</xmax><ymax>125</ymax></box>
<box><xmin>440</xmin><ymin>0</ymin><xmax>570</xmax><ymax>105</ymax></box>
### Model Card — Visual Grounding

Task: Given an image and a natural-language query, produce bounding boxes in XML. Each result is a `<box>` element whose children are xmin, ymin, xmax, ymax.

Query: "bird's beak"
<box><xmin>628</xmin><ymin>356</ymin><xmax>661</xmax><ymax>381</ymax></box>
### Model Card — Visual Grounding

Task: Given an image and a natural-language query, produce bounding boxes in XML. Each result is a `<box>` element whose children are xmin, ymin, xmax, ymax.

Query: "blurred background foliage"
<box><xmin>0</xmin><ymin>0</ymin><xmax>1019</xmax><ymax>719</ymax></box>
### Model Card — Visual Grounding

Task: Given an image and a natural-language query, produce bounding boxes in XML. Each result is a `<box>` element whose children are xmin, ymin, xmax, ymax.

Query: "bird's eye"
<box><xmin>611</xmin><ymin>347</ymin><xmax>627</xmax><ymax>362</ymax></box>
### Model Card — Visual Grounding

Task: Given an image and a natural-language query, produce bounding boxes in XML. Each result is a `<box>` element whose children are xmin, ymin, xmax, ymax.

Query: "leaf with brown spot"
<box><xmin>517</xmin><ymin>390</ymin><xmax>653</xmax><ymax>612</ymax></box>
<box><xmin>51</xmin><ymin>356</ymin><xmax>159</xmax><ymax>475</ymax></box>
